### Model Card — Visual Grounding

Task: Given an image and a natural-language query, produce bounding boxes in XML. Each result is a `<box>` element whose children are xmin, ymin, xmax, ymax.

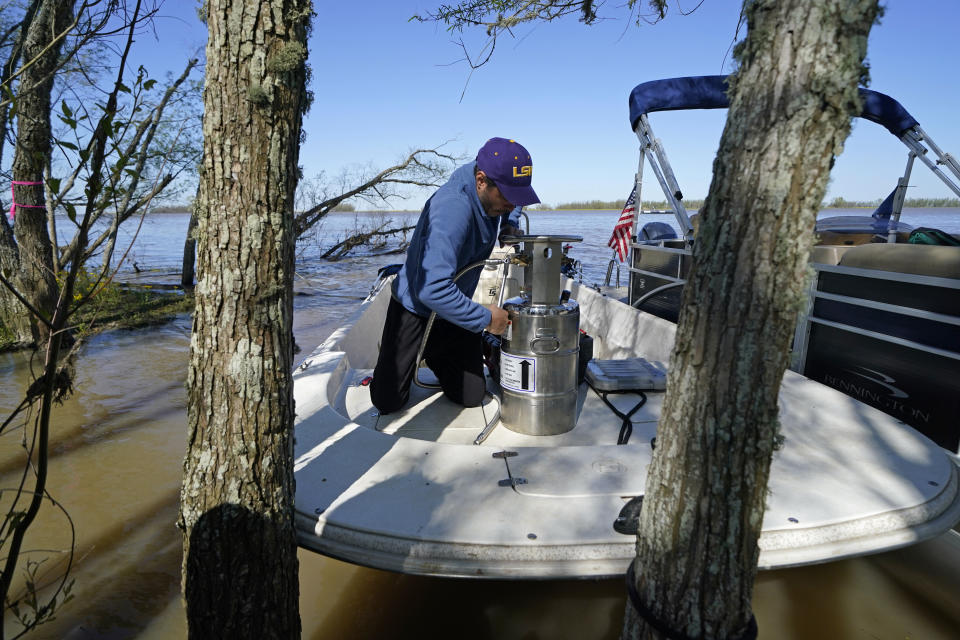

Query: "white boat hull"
<box><xmin>292</xmin><ymin>280</ymin><xmax>960</xmax><ymax>579</ymax></box>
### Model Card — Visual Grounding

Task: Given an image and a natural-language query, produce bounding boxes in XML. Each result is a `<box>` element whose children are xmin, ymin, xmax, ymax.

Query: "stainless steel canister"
<box><xmin>499</xmin><ymin>298</ymin><xmax>580</xmax><ymax>435</ymax></box>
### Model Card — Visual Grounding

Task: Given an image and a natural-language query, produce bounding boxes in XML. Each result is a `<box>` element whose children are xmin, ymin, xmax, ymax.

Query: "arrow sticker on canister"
<box><xmin>500</xmin><ymin>353</ymin><xmax>536</xmax><ymax>393</ymax></box>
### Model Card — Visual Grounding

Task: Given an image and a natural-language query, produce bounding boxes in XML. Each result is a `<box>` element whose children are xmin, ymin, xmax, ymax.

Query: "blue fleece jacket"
<box><xmin>392</xmin><ymin>162</ymin><xmax>518</xmax><ymax>333</ymax></box>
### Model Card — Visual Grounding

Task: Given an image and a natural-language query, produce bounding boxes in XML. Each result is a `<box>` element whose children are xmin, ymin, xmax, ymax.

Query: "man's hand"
<box><xmin>484</xmin><ymin>304</ymin><xmax>510</xmax><ymax>335</ymax></box>
<box><xmin>498</xmin><ymin>224</ymin><xmax>522</xmax><ymax>247</ymax></box>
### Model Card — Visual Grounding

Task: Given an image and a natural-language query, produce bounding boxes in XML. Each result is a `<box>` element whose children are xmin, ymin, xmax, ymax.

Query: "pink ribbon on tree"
<box><xmin>8</xmin><ymin>180</ymin><xmax>45</xmax><ymax>222</ymax></box>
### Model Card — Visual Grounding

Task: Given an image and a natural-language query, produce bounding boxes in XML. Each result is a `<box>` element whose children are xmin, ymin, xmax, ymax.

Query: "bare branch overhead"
<box><xmin>294</xmin><ymin>145</ymin><xmax>460</xmax><ymax>236</ymax></box>
<box><xmin>413</xmin><ymin>1</ymin><xmax>669</xmax><ymax>36</ymax></box>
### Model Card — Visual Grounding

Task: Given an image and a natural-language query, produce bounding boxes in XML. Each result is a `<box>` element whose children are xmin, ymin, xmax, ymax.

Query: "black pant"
<box><xmin>370</xmin><ymin>296</ymin><xmax>486</xmax><ymax>414</ymax></box>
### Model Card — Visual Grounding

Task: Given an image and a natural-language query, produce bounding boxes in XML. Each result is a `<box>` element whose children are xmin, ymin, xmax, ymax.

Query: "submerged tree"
<box><xmin>181</xmin><ymin>144</ymin><xmax>457</xmax><ymax>286</ymax></box>
<box><xmin>0</xmin><ymin>0</ymin><xmax>77</xmax><ymax>347</ymax></box>
<box><xmin>0</xmin><ymin>2</ymin><xmax>81</xmax><ymax>634</ymax></box>
<box><xmin>625</xmin><ymin>2</ymin><xmax>880</xmax><ymax>638</ymax></box>
<box><xmin>0</xmin><ymin>1</ymin><xmax>198</xmax><ymax>635</ymax></box>
<box><xmin>177</xmin><ymin>0</ymin><xmax>309</xmax><ymax>636</ymax></box>
<box><xmin>0</xmin><ymin>0</ymin><xmax>202</xmax><ymax>348</ymax></box>
<box><xmin>422</xmin><ymin>1</ymin><xmax>880</xmax><ymax>638</ymax></box>
<box><xmin>284</xmin><ymin>148</ymin><xmax>457</xmax><ymax>264</ymax></box>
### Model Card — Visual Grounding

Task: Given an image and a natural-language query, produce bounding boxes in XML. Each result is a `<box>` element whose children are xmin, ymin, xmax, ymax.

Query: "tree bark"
<box><xmin>0</xmin><ymin>0</ymin><xmax>41</xmax><ymax>172</ymax></box>
<box><xmin>0</xmin><ymin>0</ymin><xmax>75</xmax><ymax>347</ymax></box>
<box><xmin>623</xmin><ymin>1</ymin><xmax>879</xmax><ymax>639</ymax></box>
<box><xmin>0</xmin><ymin>218</ymin><xmax>26</xmax><ymax>346</ymax></box>
<box><xmin>178</xmin><ymin>1</ymin><xmax>309</xmax><ymax>637</ymax></box>
<box><xmin>181</xmin><ymin>181</ymin><xmax>201</xmax><ymax>289</ymax></box>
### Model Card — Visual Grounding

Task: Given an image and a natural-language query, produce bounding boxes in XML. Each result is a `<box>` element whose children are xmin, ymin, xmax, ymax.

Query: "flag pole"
<box><xmin>633</xmin><ymin>146</ymin><xmax>645</xmax><ymax>246</ymax></box>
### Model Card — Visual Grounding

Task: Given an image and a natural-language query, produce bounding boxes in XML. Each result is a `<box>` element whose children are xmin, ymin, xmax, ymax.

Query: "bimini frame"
<box><xmin>620</xmin><ymin>75</ymin><xmax>960</xmax><ymax>303</ymax></box>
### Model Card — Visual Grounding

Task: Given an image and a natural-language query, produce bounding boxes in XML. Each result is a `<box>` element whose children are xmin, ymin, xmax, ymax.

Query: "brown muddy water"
<box><xmin>2</xmin><ymin>278</ymin><xmax>959</xmax><ymax>639</ymax></box>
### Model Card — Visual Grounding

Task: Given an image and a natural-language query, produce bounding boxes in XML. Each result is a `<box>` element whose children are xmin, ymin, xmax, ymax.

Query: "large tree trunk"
<box><xmin>181</xmin><ymin>181</ymin><xmax>201</xmax><ymax>289</ymax></box>
<box><xmin>623</xmin><ymin>1</ymin><xmax>879</xmax><ymax>639</ymax></box>
<box><xmin>0</xmin><ymin>218</ymin><xmax>27</xmax><ymax>346</ymax></box>
<box><xmin>178</xmin><ymin>1</ymin><xmax>309</xmax><ymax>637</ymax></box>
<box><xmin>0</xmin><ymin>3</ymin><xmax>35</xmax><ymax>343</ymax></box>
<box><xmin>0</xmin><ymin>0</ymin><xmax>41</xmax><ymax>171</ymax></box>
<box><xmin>0</xmin><ymin>0</ymin><xmax>75</xmax><ymax>347</ymax></box>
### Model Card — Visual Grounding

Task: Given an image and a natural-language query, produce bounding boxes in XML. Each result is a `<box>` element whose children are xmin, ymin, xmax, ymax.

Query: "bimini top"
<box><xmin>628</xmin><ymin>75</ymin><xmax>920</xmax><ymax>137</ymax></box>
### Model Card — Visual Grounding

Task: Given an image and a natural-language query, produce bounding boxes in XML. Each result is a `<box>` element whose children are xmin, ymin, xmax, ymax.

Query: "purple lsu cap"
<box><xmin>476</xmin><ymin>137</ymin><xmax>540</xmax><ymax>207</ymax></box>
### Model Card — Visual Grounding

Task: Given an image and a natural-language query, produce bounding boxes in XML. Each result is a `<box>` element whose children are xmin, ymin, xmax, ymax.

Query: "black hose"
<box><xmin>414</xmin><ymin>258</ymin><xmax>508</xmax><ymax>390</ymax></box>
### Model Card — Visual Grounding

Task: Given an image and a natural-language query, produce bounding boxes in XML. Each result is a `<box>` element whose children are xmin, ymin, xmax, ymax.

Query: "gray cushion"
<box><xmin>838</xmin><ymin>243</ymin><xmax>960</xmax><ymax>279</ymax></box>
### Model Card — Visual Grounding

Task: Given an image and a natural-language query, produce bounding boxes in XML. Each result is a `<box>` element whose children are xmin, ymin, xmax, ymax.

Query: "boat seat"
<box><xmin>809</xmin><ymin>244</ymin><xmax>855</xmax><ymax>265</ymax></box>
<box><xmin>815</xmin><ymin>230</ymin><xmax>910</xmax><ymax>246</ymax></box>
<box><xmin>837</xmin><ymin>243</ymin><xmax>960</xmax><ymax>279</ymax></box>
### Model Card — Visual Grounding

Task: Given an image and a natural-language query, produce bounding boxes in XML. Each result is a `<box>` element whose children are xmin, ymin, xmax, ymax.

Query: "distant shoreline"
<box><xmin>148</xmin><ymin>200</ymin><xmax>960</xmax><ymax>215</ymax></box>
<box><xmin>528</xmin><ymin>204</ymin><xmax>960</xmax><ymax>212</ymax></box>
<box><xmin>530</xmin><ymin>197</ymin><xmax>960</xmax><ymax>211</ymax></box>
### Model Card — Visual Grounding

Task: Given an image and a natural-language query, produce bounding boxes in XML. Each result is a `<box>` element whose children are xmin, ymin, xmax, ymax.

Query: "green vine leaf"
<box><xmin>64</xmin><ymin>202</ymin><xmax>77</xmax><ymax>223</ymax></box>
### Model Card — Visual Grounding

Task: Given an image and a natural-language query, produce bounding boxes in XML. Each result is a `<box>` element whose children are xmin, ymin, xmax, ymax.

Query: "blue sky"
<box><xmin>147</xmin><ymin>1</ymin><xmax>960</xmax><ymax>207</ymax></box>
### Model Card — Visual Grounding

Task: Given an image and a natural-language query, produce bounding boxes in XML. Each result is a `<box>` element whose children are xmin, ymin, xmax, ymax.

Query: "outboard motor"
<box><xmin>499</xmin><ymin>235</ymin><xmax>582</xmax><ymax>436</ymax></box>
<box><xmin>639</xmin><ymin>221</ymin><xmax>677</xmax><ymax>242</ymax></box>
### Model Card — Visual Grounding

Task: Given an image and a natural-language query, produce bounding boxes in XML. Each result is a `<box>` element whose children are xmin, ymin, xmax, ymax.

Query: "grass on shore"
<box><xmin>544</xmin><ymin>199</ymin><xmax>705</xmax><ymax>211</ymax></box>
<box><xmin>72</xmin><ymin>282</ymin><xmax>194</xmax><ymax>337</ymax></box>
<box><xmin>0</xmin><ymin>272</ymin><xmax>194</xmax><ymax>352</ymax></box>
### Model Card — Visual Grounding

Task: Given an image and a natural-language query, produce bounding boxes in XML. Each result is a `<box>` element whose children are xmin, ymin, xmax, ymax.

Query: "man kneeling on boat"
<box><xmin>370</xmin><ymin>137</ymin><xmax>540</xmax><ymax>414</ymax></box>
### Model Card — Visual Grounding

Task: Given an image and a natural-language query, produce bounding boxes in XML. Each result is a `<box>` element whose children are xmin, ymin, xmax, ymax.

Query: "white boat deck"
<box><xmin>339</xmin><ymin>368</ymin><xmax>660</xmax><ymax>448</ymax></box>
<box><xmin>292</xmin><ymin>281</ymin><xmax>960</xmax><ymax>579</ymax></box>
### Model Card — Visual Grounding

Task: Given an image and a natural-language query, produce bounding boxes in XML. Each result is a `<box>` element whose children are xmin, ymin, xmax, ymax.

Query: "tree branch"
<box><xmin>294</xmin><ymin>146</ymin><xmax>458</xmax><ymax>236</ymax></box>
<box><xmin>57</xmin><ymin>59</ymin><xmax>199</xmax><ymax>267</ymax></box>
<box><xmin>413</xmin><ymin>0</ymin><xmax>670</xmax><ymax>70</ymax></box>
<box><xmin>0</xmin><ymin>272</ymin><xmax>53</xmax><ymax>330</ymax></box>
<box><xmin>319</xmin><ymin>223</ymin><xmax>417</xmax><ymax>261</ymax></box>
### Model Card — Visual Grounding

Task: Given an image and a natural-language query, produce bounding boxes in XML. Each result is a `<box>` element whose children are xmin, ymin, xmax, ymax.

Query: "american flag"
<box><xmin>607</xmin><ymin>186</ymin><xmax>637</xmax><ymax>262</ymax></box>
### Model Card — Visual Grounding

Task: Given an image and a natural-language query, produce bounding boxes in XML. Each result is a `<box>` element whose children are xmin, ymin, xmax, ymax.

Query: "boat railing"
<box><xmin>517</xmin><ymin>209</ymin><xmax>531</xmax><ymax>234</ymax></box>
<box><xmin>604</xmin><ymin>255</ymin><xmax>621</xmax><ymax>288</ymax></box>
<box><xmin>622</xmin><ymin>241</ymin><xmax>691</xmax><ymax>318</ymax></box>
<box><xmin>791</xmin><ymin>262</ymin><xmax>960</xmax><ymax>366</ymax></box>
<box><xmin>631</xmin><ymin>281</ymin><xmax>685</xmax><ymax>309</ymax></box>
<box><xmin>790</xmin><ymin>254</ymin><xmax>960</xmax><ymax>454</ymax></box>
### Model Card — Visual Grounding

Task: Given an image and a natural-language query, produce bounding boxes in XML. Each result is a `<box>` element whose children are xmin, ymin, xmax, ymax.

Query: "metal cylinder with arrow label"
<box><xmin>499</xmin><ymin>235</ymin><xmax>582</xmax><ymax>436</ymax></box>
